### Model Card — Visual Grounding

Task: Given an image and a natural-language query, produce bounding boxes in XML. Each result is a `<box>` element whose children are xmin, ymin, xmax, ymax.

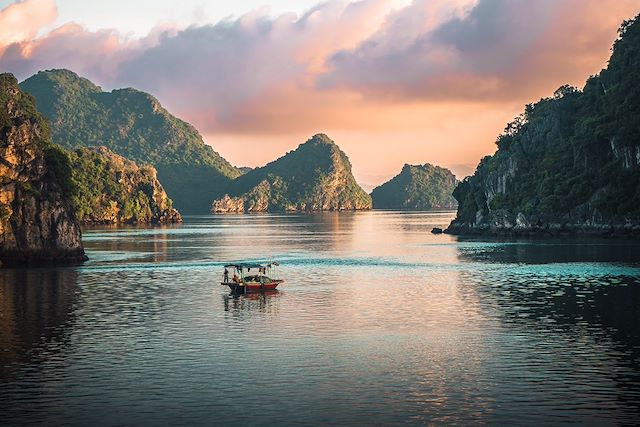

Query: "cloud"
<box><xmin>1</xmin><ymin>0</ymin><xmax>638</xmax><ymax>130</ymax></box>
<box><xmin>0</xmin><ymin>0</ymin><xmax>638</xmax><ymax>185</ymax></box>
<box><xmin>114</xmin><ymin>0</ymin><xmax>394</xmax><ymax>132</ymax></box>
<box><xmin>0</xmin><ymin>0</ymin><xmax>57</xmax><ymax>49</ymax></box>
<box><xmin>320</xmin><ymin>0</ymin><xmax>640</xmax><ymax>102</ymax></box>
<box><xmin>1</xmin><ymin>23</ymin><xmax>145</xmax><ymax>81</ymax></box>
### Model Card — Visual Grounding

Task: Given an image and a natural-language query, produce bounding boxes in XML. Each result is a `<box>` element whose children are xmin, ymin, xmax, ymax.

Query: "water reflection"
<box><xmin>2</xmin><ymin>213</ymin><xmax>640</xmax><ymax>425</ymax></box>
<box><xmin>223</xmin><ymin>291</ymin><xmax>281</xmax><ymax>316</ymax></box>
<box><xmin>82</xmin><ymin>223</ymin><xmax>179</xmax><ymax>264</ymax></box>
<box><xmin>456</xmin><ymin>237</ymin><xmax>640</xmax><ymax>264</ymax></box>
<box><xmin>454</xmin><ymin>240</ymin><xmax>640</xmax><ymax>423</ymax></box>
<box><xmin>0</xmin><ymin>269</ymin><xmax>78</xmax><ymax>380</ymax></box>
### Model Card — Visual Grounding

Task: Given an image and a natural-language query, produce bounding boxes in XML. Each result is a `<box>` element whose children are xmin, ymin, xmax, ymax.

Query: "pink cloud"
<box><xmin>0</xmin><ymin>0</ymin><xmax>637</xmax><ymax>146</ymax></box>
<box><xmin>113</xmin><ymin>1</ymin><xmax>394</xmax><ymax>131</ymax></box>
<box><xmin>320</xmin><ymin>0</ymin><xmax>640</xmax><ymax>102</ymax></box>
<box><xmin>0</xmin><ymin>0</ymin><xmax>57</xmax><ymax>49</ymax></box>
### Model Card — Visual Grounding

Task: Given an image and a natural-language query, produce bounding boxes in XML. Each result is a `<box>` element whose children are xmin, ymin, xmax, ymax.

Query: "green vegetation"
<box><xmin>1</xmin><ymin>73</ymin><xmax>86</xmax><ymax>264</ymax></box>
<box><xmin>217</xmin><ymin>134</ymin><xmax>371</xmax><ymax>212</ymax></box>
<box><xmin>0</xmin><ymin>74</ymin><xmax>51</xmax><ymax>147</ymax></box>
<box><xmin>20</xmin><ymin>70</ymin><xmax>241</xmax><ymax>213</ymax></box>
<box><xmin>50</xmin><ymin>146</ymin><xmax>180</xmax><ymax>223</ymax></box>
<box><xmin>1</xmin><ymin>73</ymin><xmax>67</xmax><ymax>199</ymax></box>
<box><xmin>371</xmin><ymin>164</ymin><xmax>457</xmax><ymax>210</ymax></box>
<box><xmin>451</xmin><ymin>15</ymin><xmax>640</xmax><ymax>227</ymax></box>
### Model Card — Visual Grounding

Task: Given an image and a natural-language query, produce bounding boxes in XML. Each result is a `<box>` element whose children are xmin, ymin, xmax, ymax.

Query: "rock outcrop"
<box><xmin>211</xmin><ymin>195</ymin><xmax>246</xmax><ymax>214</ymax></box>
<box><xmin>371</xmin><ymin>163</ymin><xmax>457</xmax><ymax>210</ymax></box>
<box><xmin>211</xmin><ymin>134</ymin><xmax>372</xmax><ymax>213</ymax></box>
<box><xmin>66</xmin><ymin>147</ymin><xmax>182</xmax><ymax>224</ymax></box>
<box><xmin>20</xmin><ymin>69</ymin><xmax>241</xmax><ymax>214</ymax></box>
<box><xmin>446</xmin><ymin>16</ymin><xmax>640</xmax><ymax>237</ymax></box>
<box><xmin>0</xmin><ymin>74</ymin><xmax>86</xmax><ymax>265</ymax></box>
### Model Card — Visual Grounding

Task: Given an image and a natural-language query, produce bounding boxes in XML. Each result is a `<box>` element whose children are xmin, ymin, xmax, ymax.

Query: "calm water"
<box><xmin>1</xmin><ymin>211</ymin><xmax>640</xmax><ymax>426</ymax></box>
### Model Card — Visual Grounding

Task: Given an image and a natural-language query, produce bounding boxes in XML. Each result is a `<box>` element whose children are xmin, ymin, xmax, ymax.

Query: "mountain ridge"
<box><xmin>20</xmin><ymin>69</ymin><xmax>241</xmax><ymax>213</ymax></box>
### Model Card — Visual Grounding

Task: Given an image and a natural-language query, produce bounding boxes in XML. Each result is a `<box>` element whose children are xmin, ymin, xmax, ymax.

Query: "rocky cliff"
<box><xmin>212</xmin><ymin>134</ymin><xmax>372</xmax><ymax>213</ymax></box>
<box><xmin>371</xmin><ymin>163</ymin><xmax>457</xmax><ymax>210</ymax></box>
<box><xmin>447</xmin><ymin>15</ymin><xmax>640</xmax><ymax>236</ymax></box>
<box><xmin>0</xmin><ymin>74</ymin><xmax>86</xmax><ymax>265</ymax></box>
<box><xmin>61</xmin><ymin>147</ymin><xmax>182</xmax><ymax>224</ymax></box>
<box><xmin>20</xmin><ymin>69</ymin><xmax>242</xmax><ymax>214</ymax></box>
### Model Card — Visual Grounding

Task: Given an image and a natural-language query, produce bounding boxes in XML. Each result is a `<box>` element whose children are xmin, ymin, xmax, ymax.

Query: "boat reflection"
<box><xmin>223</xmin><ymin>290</ymin><xmax>281</xmax><ymax>314</ymax></box>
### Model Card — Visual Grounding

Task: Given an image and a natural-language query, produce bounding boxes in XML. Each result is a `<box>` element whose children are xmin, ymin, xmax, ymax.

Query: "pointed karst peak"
<box><xmin>371</xmin><ymin>162</ymin><xmax>457</xmax><ymax>210</ymax></box>
<box><xmin>401</xmin><ymin>163</ymin><xmax>434</xmax><ymax>174</ymax></box>
<box><xmin>305</xmin><ymin>133</ymin><xmax>336</xmax><ymax>146</ymax></box>
<box><xmin>0</xmin><ymin>73</ymin><xmax>19</xmax><ymax>90</ymax></box>
<box><xmin>295</xmin><ymin>133</ymin><xmax>343</xmax><ymax>158</ymax></box>
<box><xmin>212</xmin><ymin>133</ymin><xmax>371</xmax><ymax>213</ymax></box>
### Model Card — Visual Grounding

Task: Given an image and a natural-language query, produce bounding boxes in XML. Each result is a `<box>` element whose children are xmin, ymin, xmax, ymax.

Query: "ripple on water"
<box><xmin>1</xmin><ymin>213</ymin><xmax>640</xmax><ymax>426</ymax></box>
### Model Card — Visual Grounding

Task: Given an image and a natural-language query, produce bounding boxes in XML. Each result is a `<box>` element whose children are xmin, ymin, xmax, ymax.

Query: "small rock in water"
<box><xmin>431</xmin><ymin>227</ymin><xmax>444</xmax><ymax>234</ymax></box>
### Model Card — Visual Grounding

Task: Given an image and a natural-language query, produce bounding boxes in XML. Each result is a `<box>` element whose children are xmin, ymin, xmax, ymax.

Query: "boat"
<box><xmin>221</xmin><ymin>262</ymin><xmax>284</xmax><ymax>293</ymax></box>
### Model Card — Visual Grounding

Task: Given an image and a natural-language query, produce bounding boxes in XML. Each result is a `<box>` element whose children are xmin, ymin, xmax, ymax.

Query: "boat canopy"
<box><xmin>224</xmin><ymin>262</ymin><xmax>279</xmax><ymax>270</ymax></box>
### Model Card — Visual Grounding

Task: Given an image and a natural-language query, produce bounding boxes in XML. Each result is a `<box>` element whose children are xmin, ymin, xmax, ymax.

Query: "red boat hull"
<box><xmin>223</xmin><ymin>280</ymin><xmax>283</xmax><ymax>293</ymax></box>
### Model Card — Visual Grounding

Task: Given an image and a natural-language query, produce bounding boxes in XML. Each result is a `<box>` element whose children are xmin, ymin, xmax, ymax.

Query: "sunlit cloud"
<box><xmin>0</xmin><ymin>0</ymin><xmax>638</xmax><ymax>184</ymax></box>
<box><xmin>321</xmin><ymin>0</ymin><xmax>640</xmax><ymax>102</ymax></box>
<box><xmin>0</xmin><ymin>0</ymin><xmax>57</xmax><ymax>49</ymax></box>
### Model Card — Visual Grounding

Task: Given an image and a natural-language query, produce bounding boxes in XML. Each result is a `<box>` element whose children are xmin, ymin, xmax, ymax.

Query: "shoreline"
<box><xmin>445</xmin><ymin>223</ymin><xmax>640</xmax><ymax>239</ymax></box>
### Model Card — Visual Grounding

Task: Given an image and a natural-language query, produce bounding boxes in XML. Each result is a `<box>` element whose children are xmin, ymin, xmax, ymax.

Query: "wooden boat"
<box><xmin>221</xmin><ymin>262</ymin><xmax>284</xmax><ymax>293</ymax></box>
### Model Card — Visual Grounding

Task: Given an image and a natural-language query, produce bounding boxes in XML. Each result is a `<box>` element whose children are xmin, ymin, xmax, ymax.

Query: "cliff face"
<box><xmin>212</xmin><ymin>134</ymin><xmax>372</xmax><ymax>213</ymax></box>
<box><xmin>0</xmin><ymin>74</ymin><xmax>86</xmax><ymax>265</ymax></box>
<box><xmin>447</xmin><ymin>16</ymin><xmax>640</xmax><ymax>236</ymax></box>
<box><xmin>371</xmin><ymin>163</ymin><xmax>457</xmax><ymax>210</ymax></box>
<box><xmin>20</xmin><ymin>69</ymin><xmax>241</xmax><ymax>214</ymax></box>
<box><xmin>64</xmin><ymin>147</ymin><xmax>182</xmax><ymax>224</ymax></box>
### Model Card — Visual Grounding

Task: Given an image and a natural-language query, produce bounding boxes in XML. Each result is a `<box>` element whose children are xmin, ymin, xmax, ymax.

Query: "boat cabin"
<box><xmin>222</xmin><ymin>262</ymin><xmax>283</xmax><ymax>293</ymax></box>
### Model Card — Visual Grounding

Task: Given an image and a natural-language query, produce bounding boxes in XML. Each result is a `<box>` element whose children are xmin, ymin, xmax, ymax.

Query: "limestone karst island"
<box><xmin>1</xmin><ymin>1</ymin><xmax>640</xmax><ymax>426</ymax></box>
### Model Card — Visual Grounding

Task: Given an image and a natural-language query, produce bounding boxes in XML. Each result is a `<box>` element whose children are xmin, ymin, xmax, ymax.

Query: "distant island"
<box><xmin>371</xmin><ymin>163</ymin><xmax>457</xmax><ymax>210</ymax></box>
<box><xmin>0</xmin><ymin>74</ymin><xmax>86</xmax><ymax>265</ymax></box>
<box><xmin>211</xmin><ymin>134</ymin><xmax>372</xmax><ymax>213</ymax></box>
<box><xmin>20</xmin><ymin>69</ymin><xmax>241</xmax><ymax>214</ymax></box>
<box><xmin>446</xmin><ymin>16</ymin><xmax>640</xmax><ymax>236</ymax></box>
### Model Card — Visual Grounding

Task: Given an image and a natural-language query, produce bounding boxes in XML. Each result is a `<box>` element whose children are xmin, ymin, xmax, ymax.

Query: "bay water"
<box><xmin>1</xmin><ymin>212</ymin><xmax>640</xmax><ymax>425</ymax></box>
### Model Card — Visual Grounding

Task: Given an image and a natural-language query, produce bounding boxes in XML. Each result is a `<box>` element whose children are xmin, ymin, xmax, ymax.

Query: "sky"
<box><xmin>0</xmin><ymin>0</ymin><xmax>639</xmax><ymax>187</ymax></box>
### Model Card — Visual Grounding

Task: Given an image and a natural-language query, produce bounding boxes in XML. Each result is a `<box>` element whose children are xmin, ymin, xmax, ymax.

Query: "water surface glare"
<box><xmin>1</xmin><ymin>211</ymin><xmax>640</xmax><ymax>425</ymax></box>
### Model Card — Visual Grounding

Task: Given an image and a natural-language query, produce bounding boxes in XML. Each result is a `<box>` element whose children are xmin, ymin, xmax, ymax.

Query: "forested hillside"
<box><xmin>21</xmin><ymin>70</ymin><xmax>241</xmax><ymax>213</ymax></box>
<box><xmin>212</xmin><ymin>134</ymin><xmax>371</xmax><ymax>212</ymax></box>
<box><xmin>448</xmin><ymin>15</ymin><xmax>640</xmax><ymax>235</ymax></box>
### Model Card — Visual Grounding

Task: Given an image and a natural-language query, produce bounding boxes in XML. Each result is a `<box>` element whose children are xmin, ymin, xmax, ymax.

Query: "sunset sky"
<box><xmin>1</xmin><ymin>0</ymin><xmax>638</xmax><ymax>187</ymax></box>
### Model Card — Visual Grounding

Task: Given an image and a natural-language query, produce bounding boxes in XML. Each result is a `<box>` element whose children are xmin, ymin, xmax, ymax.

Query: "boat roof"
<box><xmin>224</xmin><ymin>262</ymin><xmax>279</xmax><ymax>269</ymax></box>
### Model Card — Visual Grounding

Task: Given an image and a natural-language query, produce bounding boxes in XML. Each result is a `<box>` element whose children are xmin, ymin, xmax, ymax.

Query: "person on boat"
<box><xmin>223</xmin><ymin>268</ymin><xmax>229</xmax><ymax>283</ymax></box>
<box><xmin>232</xmin><ymin>273</ymin><xmax>240</xmax><ymax>283</ymax></box>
